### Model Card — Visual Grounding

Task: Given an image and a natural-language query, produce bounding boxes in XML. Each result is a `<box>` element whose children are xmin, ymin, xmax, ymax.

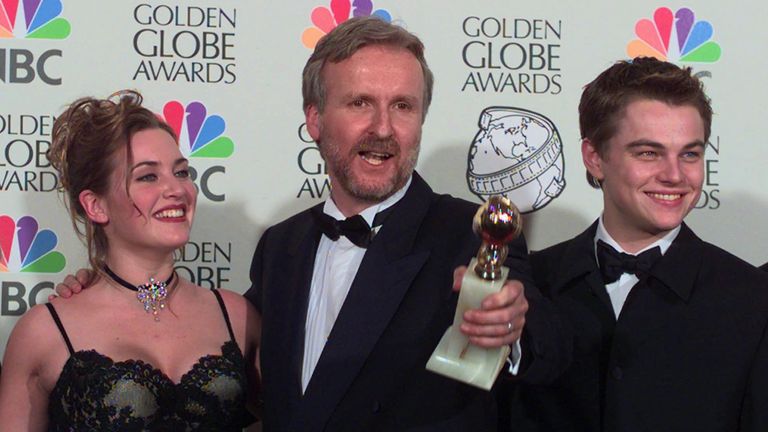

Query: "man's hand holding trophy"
<box><xmin>426</xmin><ymin>195</ymin><xmax>523</xmax><ymax>390</ymax></box>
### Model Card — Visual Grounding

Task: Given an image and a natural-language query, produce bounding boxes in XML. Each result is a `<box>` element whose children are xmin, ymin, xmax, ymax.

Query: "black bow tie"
<box><xmin>596</xmin><ymin>239</ymin><xmax>661</xmax><ymax>284</ymax></box>
<box><xmin>310</xmin><ymin>206</ymin><xmax>392</xmax><ymax>248</ymax></box>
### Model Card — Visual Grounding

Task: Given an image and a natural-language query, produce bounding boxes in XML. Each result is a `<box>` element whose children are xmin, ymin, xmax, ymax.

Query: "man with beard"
<box><xmin>246</xmin><ymin>17</ymin><xmax>569</xmax><ymax>432</ymax></box>
<box><xmin>503</xmin><ymin>58</ymin><xmax>768</xmax><ymax>431</ymax></box>
<box><xmin>53</xmin><ymin>17</ymin><xmax>569</xmax><ymax>431</ymax></box>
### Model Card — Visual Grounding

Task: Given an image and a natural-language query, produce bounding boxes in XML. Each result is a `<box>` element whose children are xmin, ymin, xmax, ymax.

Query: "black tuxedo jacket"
<box><xmin>505</xmin><ymin>221</ymin><xmax>768</xmax><ymax>432</ymax></box>
<box><xmin>245</xmin><ymin>173</ymin><xmax>570</xmax><ymax>432</ymax></box>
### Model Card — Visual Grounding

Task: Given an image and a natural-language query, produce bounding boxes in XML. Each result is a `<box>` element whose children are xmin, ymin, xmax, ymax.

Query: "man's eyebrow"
<box><xmin>682</xmin><ymin>141</ymin><xmax>706</xmax><ymax>150</ymax></box>
<box><xmin>625</xmin><ymin>140</ymin><xmax>664</xmax><ymax>150</ymax></box>
<box><xmin>341</xmin><ymin>92</ymin><xmax>421</xmax><ymax>104</ymax></box>
<box><xmin>624</xmin><ymin>140</ymin><xmax>705</xmax><ymax>150</ymax></box>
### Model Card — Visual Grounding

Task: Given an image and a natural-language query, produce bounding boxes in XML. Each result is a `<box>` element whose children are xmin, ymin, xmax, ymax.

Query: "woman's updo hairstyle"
<box><xmin>47</xmin><ymin>90</ymin><xmax>177</xmax><ymax>277</ymax></box>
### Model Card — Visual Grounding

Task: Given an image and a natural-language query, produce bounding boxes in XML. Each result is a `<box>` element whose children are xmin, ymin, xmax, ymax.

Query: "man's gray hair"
<box><xmin>302</xmin><ymin>17</ymin><xmax>434</xmax><ymax>122</ymax></box>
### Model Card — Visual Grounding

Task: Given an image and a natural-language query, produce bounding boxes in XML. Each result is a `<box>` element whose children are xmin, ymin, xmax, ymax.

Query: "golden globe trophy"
<box><xmin>426</xmin><ymin>195</ymin><xmax>522</xmax><ymax>390</ymax></box>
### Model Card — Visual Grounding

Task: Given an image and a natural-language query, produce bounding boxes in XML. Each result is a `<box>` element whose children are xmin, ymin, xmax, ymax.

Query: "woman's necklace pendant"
<box><xmin>137</xmin><ymin>277</ymin><xmax>169</xmax><ymax>322</ymax></box>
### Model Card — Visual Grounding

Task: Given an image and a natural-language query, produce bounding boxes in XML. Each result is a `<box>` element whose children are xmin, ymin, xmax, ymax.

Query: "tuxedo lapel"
<box><xmin>614</xmin><ymin>223</ymin><xmax>703</xmax><ymax>349</ymax></box>
<box><xmin>291</xmin><ymin>174</ymin><xmax>433</xmax><ymax>431</ymax></box>
<box><xmin>269</xmin><ymin>206</ymin><xmax>323</xmax><ymax>419</ymax></box>
<box><xmin>551</xmin><ymin>222</ymin><xmax>615</xmax><ymax>314</ymax></box>
<box><xmin>646</xmin><ymin>223</ymin><xmax>701</xmax><ymax>302</ymax></box>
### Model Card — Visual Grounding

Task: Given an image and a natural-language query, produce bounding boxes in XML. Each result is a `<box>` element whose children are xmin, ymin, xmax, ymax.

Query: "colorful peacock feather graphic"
<box><xmin>302</xmin><ymin>0</ymin><xmax>392</xmax><ymax>49</ymax></box>
<box><xmin>627</xmin><ymin>7</ymin><xmax>721</xmax><ymax>63</ymax></box>
<box><xmin>162</xmin><ymin>101</ymin><xmax>234</xmax><ymax>158</ymax></box>
<box><xmin>0</xmin><ymin>0</ymin><xmax>71</xmax><ymax>39</ymax></box>
<box><xmin>0</xmin><ymin>215</ymin><xmax>66</xmax><ymax>273</ymax></box>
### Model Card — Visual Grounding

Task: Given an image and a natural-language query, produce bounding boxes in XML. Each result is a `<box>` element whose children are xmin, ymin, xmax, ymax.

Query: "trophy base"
<box><xmin>426</xmin><ymin>327</ymin><xmax>511</xmax><ymax>390</ymax></box>
<box><xmin>425</xmin><ymin>259</ymin><xmax>511</xmax><ymax>390</ymax></box>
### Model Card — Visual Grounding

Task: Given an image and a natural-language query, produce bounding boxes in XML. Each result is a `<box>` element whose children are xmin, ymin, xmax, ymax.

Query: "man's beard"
<box><xmin>320</xmin><ymin>135</ymin><xmax>419</xmax><ymax>204</ymax></box>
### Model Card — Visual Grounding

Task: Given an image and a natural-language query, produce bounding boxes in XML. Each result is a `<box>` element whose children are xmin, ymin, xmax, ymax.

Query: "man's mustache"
<box><xmin>356</xmin><ymin>137</ymin><xmax>399</xmax><ymax>154</ymax></box>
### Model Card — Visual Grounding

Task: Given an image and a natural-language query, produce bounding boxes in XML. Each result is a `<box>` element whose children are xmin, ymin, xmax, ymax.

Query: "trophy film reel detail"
<box><xmin>467</xmin><ymin>107</ymin><xmax>566</xmax><ymax>213</ymax></box>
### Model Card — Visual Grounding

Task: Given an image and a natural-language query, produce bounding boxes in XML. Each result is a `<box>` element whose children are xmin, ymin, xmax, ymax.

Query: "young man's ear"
<box><xmin>79</xmin><ymin>190</ymin><xmax>109</xmax><ymax>224</ymax></box>
<box><xmin>582</xmin><ymin>138</ymin><xmax>605</xmax><ymax>186</ymax></box>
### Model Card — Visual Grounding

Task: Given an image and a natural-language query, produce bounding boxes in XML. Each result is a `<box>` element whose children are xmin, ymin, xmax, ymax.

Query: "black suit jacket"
<box><xmin>245</xmin><ymin>173</ymin><xmax>570</xmax><ymax>432</ymax></box>
<box><xmin>505</xmin><ymin>221</ymin><xmax>768</xmax><ymax>432</ymax></box>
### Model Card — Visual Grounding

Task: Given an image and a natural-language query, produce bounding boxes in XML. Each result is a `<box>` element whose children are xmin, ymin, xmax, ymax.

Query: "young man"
<box><xmin>504</xmin><ymin>58</ymin><xmax>768</xmax><ymax>431</ymax></box>
<box><xmin>246</xmin><ymin>17</ymin><xmax>569</xmax><ymax>432</ymax></box>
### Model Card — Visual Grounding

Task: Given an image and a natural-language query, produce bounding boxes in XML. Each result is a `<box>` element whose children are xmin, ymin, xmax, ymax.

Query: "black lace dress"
<box><xmin>45</xmin><ymin>290</ymin><xmax>253</xmax><ymax>431</ymax></box>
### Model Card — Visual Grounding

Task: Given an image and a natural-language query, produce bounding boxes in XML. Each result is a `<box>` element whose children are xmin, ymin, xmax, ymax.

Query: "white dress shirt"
<box><xmin>301</xmin><ymin>176</ymin><xmax>521</xmax><ymax>391</ymax></box>
<box><xmin>594</xmin><ymin>217</ymin><xmax>679</xmax><ymax>318</ymax></box>
<box><xmin>301</xmin><ymin>178</ymin><xmax>411</xmax><ymax>391</ymax></box>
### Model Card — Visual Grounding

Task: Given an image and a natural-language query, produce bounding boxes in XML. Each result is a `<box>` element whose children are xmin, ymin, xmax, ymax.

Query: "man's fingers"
<box><xmin>468</xmin><ymin>330</ymin><xmax>523</xmax><ymax>348</ymax></box>
<box><xmin>461</xmin><ymin>316</ymin><xmax>525</xmax><ymax>347</ymax></box>
<box><xmin>464</xmin><ymin>287</ymin><xmax>528</xmax><ymax>326</ymax></box>
<box><xmin>481</xmin><ymin>280</ymin><xmax>524</xmax><ymax>309</ymax></box>
<box><xmin>459</xmin><ymin>279</ymin><xmax>528</xmax><ymax>348</ymax></box>
<box><xmin>75</xmin><ymin>268</ymin><xmax>90</xmax><ymax>285</ymax></box>
<box><xmin>463</xmin><ymin>304</ymin><xmax>527</xmax><ymax>326</ymax></box>
<box><xmin>454</xmin><ymin>276</ymin><xmax>528</xmax><ymax>347</ymax></box>
<box><xmin>64</xmin><ymin>274</ymin><xmax>83</xmax><ymax>293</ymax></box>
<box><xmin>461</xmin><ymin>314</ymin><xmax>525</xmax><ymax>334</ymax></box>
<box><xmin>54</xmin><ymin>272</ymin><xmax>88</xmax><ymax>298</ymax></box>
<box><xmin>54</xmin><ymin>282</ymin><xmax>74</xmax><ymax>298</ymax></box>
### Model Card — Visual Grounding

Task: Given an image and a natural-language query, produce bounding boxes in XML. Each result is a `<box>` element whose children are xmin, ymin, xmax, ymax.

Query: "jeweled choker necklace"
<box><xmin>104</xmin><ymin>266</ymin><xmax>175</xmax><ymax>322</ymax></box>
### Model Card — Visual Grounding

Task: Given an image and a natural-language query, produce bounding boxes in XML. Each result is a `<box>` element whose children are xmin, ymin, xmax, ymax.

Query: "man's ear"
<box><xmin>79</xmin><ymin>190</ymin><xmax>109</xmax><ymax>224</ymax></box>
<box><xmin>305</xmin><ymin>105</ymin><xmax>321</xmax><ymax>142</ymax></box>
<box><xmin>582</xmin><ymin>138</ymin><xmax>605</xmax><ymax>184</ymax></box>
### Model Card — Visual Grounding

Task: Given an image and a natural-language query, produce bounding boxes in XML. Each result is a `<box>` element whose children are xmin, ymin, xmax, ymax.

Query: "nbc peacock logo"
<box><xmin>162</xmin><ymin>101</ymin><xmax>234</xmax><ymax>159</ymax></box>
<box><xmin>0</xmin><ymin>215</ymin><xmax>65</xmax><ymax>273</ymax></box>
<box><xmin>301</xmin><ymin>0</ymin><xmax>392</xmax><ymax>49</ymax></box>
<box><xmin>627</xmin><ymin>7</ymin><xmax>721</xmax><ymax>63</ymax></box>
<box><xmin>0</xmin><ymin>0</ymin><xmax>71</xmax><ymax>39</ymax></box>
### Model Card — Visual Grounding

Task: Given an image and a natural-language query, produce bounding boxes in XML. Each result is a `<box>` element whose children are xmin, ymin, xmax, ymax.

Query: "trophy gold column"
<box><xmin>426</xmin><ymin>195</ymin><xmax>522</xmax><ymax>390</ymax></box>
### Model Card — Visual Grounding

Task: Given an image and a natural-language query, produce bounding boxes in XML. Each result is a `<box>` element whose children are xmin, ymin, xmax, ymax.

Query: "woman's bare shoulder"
<box><xmin>211</xmin><ymin>289</ymin><xmax>260</xmax><ymax>346</ymax></box>
<box><xmin>214</xmin><ymin>288</ymin><xmax>259</xmax><ymax>315</ymax></box>
<box><xmin>3</xmin><ymin>302</ymin><xmax>61</xmax><ymax>368</ymax></box>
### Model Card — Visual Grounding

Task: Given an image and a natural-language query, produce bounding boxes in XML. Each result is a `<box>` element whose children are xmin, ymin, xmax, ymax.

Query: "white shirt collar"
<box><xmin>322</xmin><ymin>176</ymin><xmax>412</xmax><ymax>226</ymax></box>
<box><xmin>594</xmin><ymin>215</ymin><xmax>680</xmax><ymax>256</ymax></box>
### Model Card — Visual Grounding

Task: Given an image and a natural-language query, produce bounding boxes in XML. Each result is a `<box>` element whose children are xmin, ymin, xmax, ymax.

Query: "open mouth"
<box><xmin>647</xmin><ymin>193</ymin><xmax>682</xmax><ymax>201</ymax></box>
<box><xmin>359</xmin><ymin>151</ymin><xmax>393</xmax><ymax>166</ymax></box>
<box><xmin>154</xmin><ymin>208</ymin><xmax>185</xmax><ymax>219</ymax></box>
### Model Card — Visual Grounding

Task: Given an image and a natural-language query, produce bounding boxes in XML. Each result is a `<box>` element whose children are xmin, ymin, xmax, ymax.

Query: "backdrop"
<box><xmin>2</xmin><ymin>0</ymin><xmax>766</xmax><ymax>357</ymax></box>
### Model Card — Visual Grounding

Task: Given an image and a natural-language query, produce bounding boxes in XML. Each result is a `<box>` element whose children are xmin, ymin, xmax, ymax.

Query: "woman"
<box><xmin>0</xmin><ymin>91</ymin><xmax>260</xmax><ymax>430</ymax></box>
